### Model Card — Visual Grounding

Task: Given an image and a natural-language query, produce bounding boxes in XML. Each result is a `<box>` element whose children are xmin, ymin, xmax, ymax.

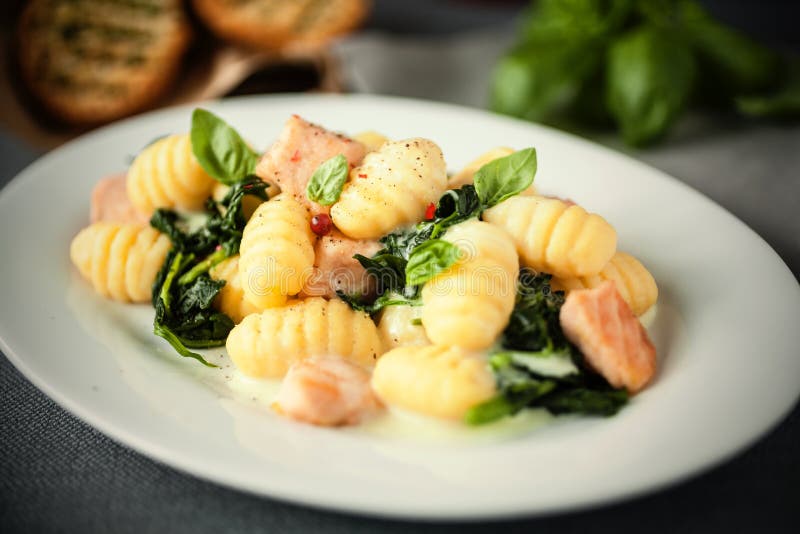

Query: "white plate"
<box><xmin>1</xmin><ymin>94</ymin><xmax>798</xmax><ymax>520</ymax></box>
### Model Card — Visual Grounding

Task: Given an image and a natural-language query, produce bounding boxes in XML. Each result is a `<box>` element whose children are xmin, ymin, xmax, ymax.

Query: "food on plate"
<box><xmin>559</xmin><ymin>281</ymin><xmax>657</xmax><ymax>393</ymax></box>
<box><xmin>192</xmin><ymin>0</ymin><xmax>370</xmax><ymax>51</ymax></box>
<box><xmin>226</xmin><ymin>297</ymin><xmax>383</xmax><ymax>378</ymax></box>
<box><xmin>552</xmin><ymin>252</ymin><xmax>658</xmax><ymax>316</ymax></box>
<box><xmin>255</xmin><ymin>115</ymin><xmax>367</xmax><ymax>215</ymax></box>
<box><xmin>449</xmin><ymin>147</ymin><xmax>537</xmax><ymax>196</ymax></box>
<box><xmin>421</xmin><ymin>220</ymin><xmax>518</xmax><ymax>350</ymax></box>
<box><xmin>17</xmin><ymin>0</ymin><xmax>191</xmax><ymax>124</ymax></box>
<box><xmin>70</xmin><ymin>222</ymin><xmax>171</xmax><ymax>303</ymax></box>
<box><xmin>353</xmin><ymin>131</ymin><xmax>390</xmax><ymax>152</ymax></box>
<box><xmin>70</xmin><ymin>108</ymin><xmax>660</xmax><ymax>431</ymax></box>
<box><xmin>377</xmin><ymin>304</ymin><xmax>429</xmax><ymax>350</ymax></box>
<box><xmin>331</xmin><ymin>138</ymin><xmax>448</xmax><ymax>239</ymax></box>
<box><xmin>239</xmin><ymin>194</ymin><xmax>316</xmax><ymax>310</ymax></box>
<box><xmin>127</xmin><ymin>134</ymin><xmax>217</xmax><ymax>215</ymax></box>
<box><xmin>90</xmin><ymin>174</ymin><xmax>148</xmax><ymax>225</ymax></box>
<box><xmin>274</xmin><ymin>356</ymin><xmax>382</xmax><ymax>426</ymax></box>
<box><xmin>483</xmin><ymin>195</ymin><xmax>617</xmax><ymax>278</ymax></box>
<box><xmin>299</xmin><ymin>230</ymin><xmax>381</xmax><ymax>299</ymax></box>
<box><xmin>372</xmin><ymin>345</ymin><xmax>496</xmax><ymax>420</ymax></box>
<box><xmin>209</xmin><ymin>256</ymin><xmax>261</xmax><ymax>324</ymax></box>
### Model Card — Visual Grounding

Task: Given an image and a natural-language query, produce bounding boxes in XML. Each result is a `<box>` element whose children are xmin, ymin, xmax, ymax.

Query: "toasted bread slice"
<box><xmin>192</xmin><ymin>0</ymin><xmax>370</xmax><ymax>51</ymax></box>
<box><xmin>17</xmin><ymin>0</ymin><xmax>192</xmax><ymax>124</ymax></box>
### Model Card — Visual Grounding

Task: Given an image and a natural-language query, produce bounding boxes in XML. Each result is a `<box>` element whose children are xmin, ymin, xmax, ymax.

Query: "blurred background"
<box><xmin>1</xmin><ymin>0</ymin><xmax>798</xmax><ymax>274</ymax></box>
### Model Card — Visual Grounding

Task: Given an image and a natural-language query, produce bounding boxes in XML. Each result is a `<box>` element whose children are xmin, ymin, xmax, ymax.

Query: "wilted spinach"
<box><xmin>466</xmin><ymin>271</ymin><xmax>628</xmax><ymax>425</ymax></box>
<box><xmin>150</xmin><ymin>177</ymin><xmax>269</xmax><ymax>365</ymax></box>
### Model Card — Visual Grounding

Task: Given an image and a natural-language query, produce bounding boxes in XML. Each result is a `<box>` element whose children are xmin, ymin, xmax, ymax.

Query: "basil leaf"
<box><xmin>405</xmin><ymin>239</ymin><xmax>462</xmax><ymax>287</ymax></box>
<box><xmin>491</xmin><ymin>41</ymin><xmax>603</xmax><ymax>123</ymax></box>
<box><xmin>473</xmin><ymin>148</ymin><xmax>537</xmax><ymax>207</ymax></box>
<box><xmin>736</xmin><ymin>81</ymin><xmax>800</xmax><ymax>119</ymax></box>
<box><xmin>606</xmin><ymin>26</ymin><xmax>695</xmax><ymax>146</ymax></box>
<box><xmin>522</xmin><ymin>0</ymin><xmax>633</xmax><ymax>42</ymax></box>
<box><xmin>306</xmin><ymin>154</ymin><xmax>349</xmax><ymax>206</ymax></box>
<box><xmin>191</xmin><ymin>108</ymin><xmax>259</xmax><ymax>185</ymax></box>
<box><xmin>686</xmin><ymin>7</ymin><xmax>778</xmax><ymax>94</ymax></box>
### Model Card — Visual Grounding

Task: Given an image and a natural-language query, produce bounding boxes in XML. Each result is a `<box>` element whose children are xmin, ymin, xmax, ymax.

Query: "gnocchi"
<box><xmin>127</xmin><ymin>134</ymin><xmax>216</xmax><ymax>215</ymax></box>
<box><xmin>377</xmin><ymin>304</ymin><xmax>429</xmax><ymax>350</ymax></box>
<box><xmin>483</xmin><ymin>195</ymin><xmax>617</xmax><ymax>278</ymax></box>
<box><xmin>70</xmin><ymin>222</ymin><xmax>171</xmax><ymax>302</ymax></box>
<box><xmin>238</xmin><ymin>194</ymin><xmax>316</xmax><ymax>310</ymax></box>
<box><xmin>208</xmin><ymin>255</ymin><xmax>262</xmax><ymax>324</ymax></box>
<box><xmin>421</xmin><ymin>220</ymin><xmax>518</xmax><ymax>350</ymax></box>
<box><xmin>551</xmin><ymin>252</ymin><xmax>658</xmax><ymax>316</ymax></box>
<box><xmin>371</xmin><ymin>345</ymin><xmax>496</xmax><ymax>419</ymax></box>
<box><xmin>353</xmin><ymin>130</ymin><xmax>389</xmax><ymax>152</ymax></box>
<box><xmin>226</xmin><ymin>298</ymin><xmax>383</xmax><ymax>378</ymax></box>
<box><xmin>330</xmin><ymin>138</ymin><xmax>448</xmax><ymax>239</ymax></box>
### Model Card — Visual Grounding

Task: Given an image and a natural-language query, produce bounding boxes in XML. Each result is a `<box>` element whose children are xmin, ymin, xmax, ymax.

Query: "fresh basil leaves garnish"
<box><xmin>473</xmin><ymin>147</ymin><xmax>537</xmax><ymax>207</ymax></box>
<box><xmin>405</xmin><ymin>239</ymin><xmax>462</xmax><ymax>286</ymax></box>
<box><xmin>606</xmin><ymin>26</ymin><xmax>695</xmax><ymax>146</ymax></box>
<box><xmin>306</xmin><ymin>154</ymin><xmax>349</xmax><ymax>205</ymax></box>
<box><xmin>190</xmin><ymin>108</ymin><xmax>259</xmax><ymax>185</ymax></box>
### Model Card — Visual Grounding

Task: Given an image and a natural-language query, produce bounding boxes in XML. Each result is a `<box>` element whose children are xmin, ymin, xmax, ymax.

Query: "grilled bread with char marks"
<box><xmin>192</xmin><ymin>0</ymin><xmax>369</xmax><ymax>51</ymax></box>
<box><xmin>18</xmin><ymin>0</ymin><xmax>192</xmax><ymax>124</ymax></box>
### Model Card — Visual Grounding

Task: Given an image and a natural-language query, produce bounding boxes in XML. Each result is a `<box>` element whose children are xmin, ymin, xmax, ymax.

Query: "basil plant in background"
<box><xmin>491</xmin><ymin>0</ymin><xmax>799</xmax><ymax>146</ymax></box>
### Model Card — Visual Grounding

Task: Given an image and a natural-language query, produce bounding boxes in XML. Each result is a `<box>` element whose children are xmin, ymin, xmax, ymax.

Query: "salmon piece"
<box><xmin>559</xmin><ymin>281</ymin><xmax>656</xmax><ymax>393</ymax></box>
<box><xmin>90</xmin><ymin>174</ymin><xmax>149</xmax><ymax>225</ymax></box>
<box><xmin>300</xmin><ymin>229</ymin><xmax>381</xmax><ymax>299</ymax></box>
<box><xmin>255</xmin><ymin>115</ymin><xmax>367</xmax><ymax>215</ymax></box>
<box><xmin>274</xmin><ymin>356</ymin><xmax>383</xmax><ymax>426</ymax></box>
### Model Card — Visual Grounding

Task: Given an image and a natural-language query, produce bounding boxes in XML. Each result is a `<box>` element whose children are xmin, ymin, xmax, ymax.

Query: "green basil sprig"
<box><xmin>190</xmin><ymin>109</ymin><xmax>259</xmax><ymax>185</ymax></box>
<box><xmin>405</xmin><ymin>239</ymin><xmax>463</xmax><ymax>286</ymax></box>
<box><xmin>474</xmin><ymin>147</ymin><xmax>537</xmax><ymax>207</ymax></box>
<box><xmin>606</xmin><ymin>26</ymin><xmax>695</xmax><ymax>146</ymax></box>
<box><xmin>306</xmin><ymin>154</ymin><xmax>349</xmax><ymax>205</ymax></box>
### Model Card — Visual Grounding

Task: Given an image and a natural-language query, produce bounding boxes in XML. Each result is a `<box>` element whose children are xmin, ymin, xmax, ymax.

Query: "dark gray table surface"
<box><xmin>2</xmin><ymin>1</ymin><xmax>800</xmax><ymax>531</ymax></box>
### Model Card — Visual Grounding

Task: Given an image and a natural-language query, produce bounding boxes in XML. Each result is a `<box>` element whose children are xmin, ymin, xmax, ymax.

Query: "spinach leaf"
<box><xmin>150</xmin><ymin>176</ymin><xmax>268</xmax><ymax>365</ymax></box>
<box><xmin>405</xmin><ymin>239</ymin><xmax>462</xmax><ymax>286</ymax></box>
<box><xmin>473</xmin><ymin>147</ymin><xmax>537</xmax><ymax>207</ymax></box>
<box><xmin>606</xmin><ymin>26</ymin><xmax>695</xmax><ymax>146</ymax></box>
<box><xmin>191</xmin><ymin>108</ymin><xmax>259</xmax><ymax>185</ymax></box>
<box><xmin>306</xmin><ymin>154</ymin><xmax>349</xmax><ymax>205</ymax></box>
<box><xmin>540</xmin><ymin>387</ymin><xmax>628</xmax><ymax>416</ymax></box>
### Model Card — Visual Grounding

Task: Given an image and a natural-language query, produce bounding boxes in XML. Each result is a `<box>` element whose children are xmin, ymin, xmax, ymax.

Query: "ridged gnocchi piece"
<box><xmin>330</xmin><ymin>138</ymin><xmax>448</xmax><ymax>239</ymax></box>
<box><xmin>353</xmin><ymin>130</ymin><xmax>389</xmax><ymax>152</ymax></box>
<box><xmin>448</xmin><ymin>147</ymin><xmax>536</xmax><ymax>196</ymax></box>
<box><xmin>483</xmin><ymin>195</ymin><xmax>616</xmax><ymax>278</ymax></box>
<box><xmin>226</xmin><ymin>298</ymin><xmax>384</xmax><ymax>378</ymax></box>
<box><xmin>208</xmin><ymin>255</ymin><xmax>261</xmax><ymax>324</ymax></box>
<box><xmin>70</xmin><ymin>222</ymin><xmax>171</xmax><ymax>303</ymax></box>
<box><xmin>238</xmin><ymin>195</ymin><xmax>316</xmax><ymax>310</ymax></box>
<box><xmin>421</xmin><ymin>220</ymin><xmax>518</xmax><ymax>350</ymax></box>
<box><xmin>377</xmin><ymin>304</ymin><xmax>429</xmax><ymax>350</ymax></box>
<box><xmin>551</xmin><ymin>252</ymin><xmax>658</xmax><ymax>316</ymax></box>
<box><xmin>371</xmin><ymin>345</ymin><xmax>496</xmax><ymax>420</ymax></box>
<box><xmin>127</xmin><ymin>134</ymin><xmax>216</xmax><ymax>215</ymax></box>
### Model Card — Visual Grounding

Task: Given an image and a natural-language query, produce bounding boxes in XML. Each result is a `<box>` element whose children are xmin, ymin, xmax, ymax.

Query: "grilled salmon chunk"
<box><xmin>559</xmin><ymin>281</ymin><xmax>656</xmax><ymax>393</ymax></box>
